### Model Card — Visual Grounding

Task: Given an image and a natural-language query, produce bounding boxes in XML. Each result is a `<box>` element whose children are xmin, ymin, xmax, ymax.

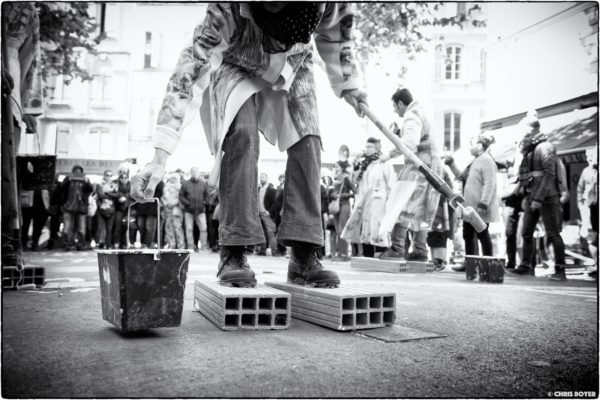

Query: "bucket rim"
<box><xmin>96</xmin><ymin>249</ymin><xmax>192</xmax><ymax>255</ymax></box>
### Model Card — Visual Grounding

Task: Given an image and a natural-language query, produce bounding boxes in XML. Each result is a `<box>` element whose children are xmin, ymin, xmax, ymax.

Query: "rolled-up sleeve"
<box><xmin>154</xmin><ymin>3</ymin><xmax>235</xmax><ymax>154</ymax></box>
<box><xmin>314</xmin><ymin>3</ymin><xmax>361</xmax><ymax>97</ymax></box>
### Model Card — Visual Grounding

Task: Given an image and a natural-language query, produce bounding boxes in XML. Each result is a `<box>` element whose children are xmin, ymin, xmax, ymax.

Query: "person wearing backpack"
<box><xmin>511</xmin><ymin>112</ymin><xmax>567</xmax><ymax>281</ymax></box>
<box><xmin>61</xmin><ymin>165</ymin><xmax>93</xmax><ymax>251</ymax></box>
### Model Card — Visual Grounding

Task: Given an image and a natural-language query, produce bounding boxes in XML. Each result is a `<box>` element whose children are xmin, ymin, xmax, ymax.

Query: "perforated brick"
<box><xmin>406</xmin><ymin>261</ymin><xmax>434</xmax><ymax>273</ymax></box>
<box><xmin>2</xmin><ymin>266</ymin><xmax>45</xmax><ymax>289</ymax></box>
<box><xmin>265</xmin><ymin>282</ymin><xmax>396</xmax><ymax>331</ymax></box>
<box><xmin>351</xmin><ymin>257</ymin><xmax>408</xmax><ymax>273</ymax></box>
<box><xmin>194</xmin><ymin>281</ymin><xmax>291</xmax><ymax>331</ymax></box>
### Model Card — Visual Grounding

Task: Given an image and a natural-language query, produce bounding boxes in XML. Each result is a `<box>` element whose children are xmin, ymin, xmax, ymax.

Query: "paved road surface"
<box><xmin>2</xmin><ymin>250</ymin><xmax>598</xmax><ymax>398</ymax></box>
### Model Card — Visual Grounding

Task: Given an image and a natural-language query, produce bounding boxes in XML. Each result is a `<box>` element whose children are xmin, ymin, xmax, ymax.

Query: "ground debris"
<box><xmin>527</xmin><ymin>360</ymin><xmax>551</xmax><ymax>367</ymax></box>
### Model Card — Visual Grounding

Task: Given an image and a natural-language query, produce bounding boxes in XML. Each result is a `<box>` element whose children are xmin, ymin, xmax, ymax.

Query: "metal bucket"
<box><xmin>97</xmin><ymin>199</ymin><xmax>191</xmax><ymax>331</ymax></box>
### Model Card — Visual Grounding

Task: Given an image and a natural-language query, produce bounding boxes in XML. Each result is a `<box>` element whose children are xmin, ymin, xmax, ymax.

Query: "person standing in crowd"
<box><xmin>256</xmin><ymin>173</ymin><xmax>280</xmax><ymax>256</ymax></box>
<box><xmin>179</xmin><ymin>167</ymin><xmax>208</xmax><ymax>251</ymax></box>
<box><xmin>511</xmin><ymin>113</ymin><xmax>567</xmax><ymax>280</ymax></box>
<box><xmin>61</xmin><ymin>165</ymin><xmax>94</xmax><ymax>251</ymax></box>
<box><xmin>161</xmin><ymin>172</ymin><xmax>185</xmax><ymax>249</ymax></box>
<box><xmin>446</xmin><ymin>133</ymin><xmax>498</xmax><ymax>260</ymax></box>
<box><xmin>96</xmin><ymin>170</ymin><xmax>118</xmax><ymax>249</ymax></box>
<box><xmin>47</xmin><ymin>174</ymin><xmax>63</xmax><ymax>250</ymax></box>
<box><xmin>1</xmin><ymin>2</ymin><xmax>43</xmax><ymax>267</ymax></box>
<box><xmin>20</xmin><ymin>184</ymin><xmax>50</xmax><ymax>251</ymax></box>
<box><xmin>344</xmin><ymin>137</ymin><xmax>395</xmax><ymax>258</ymax></box>
<box><xmin>322</xmin><ymin>175</ymin><xmax>335</xmax><ymax>257</ymax></box>
<box><xmin>205</xmin><ymin>185</ymin><xmax>220</xmax><ymax>252</ymax></box>
<box><xmin>273</xmin><ymin>173</ymin><xmax>287</xmax><ymax>256</ymax></box>
<box><xmin>112</xmin><ymin>164</ymin><xmax>134</xmax><ymax>249</ymax></box>
<box><xmin>500</xmin><ymin>145</ymin><xmax>524</xmax><ymax>270</ymax></box>
<box><xmin>427</xmin><ymin>168</ymin><xmax>455</xmax><ymax>271</ymax></box>
<box><xmin>577</xmin><ymin>148</ymin><xmax>598</xmax><ymax>258</ymax></box>
<box><xmin>337</xmin><ymin>144</ymin><xmax>352</xmax><ymax>174</ymax></box>
<box><xmin>328</xmin><ymin>161</ymin><xmax>355</xmax><ymax>261</ymax></box>
<box><xmin>135</xmin><ymin>180</ymin><xmax>164</xmax><ymax>249</ymax></box>
<box><xmin>379</xmin><ymin>88</ymin><xmax>442</xmax><ymax>262</ymax></box>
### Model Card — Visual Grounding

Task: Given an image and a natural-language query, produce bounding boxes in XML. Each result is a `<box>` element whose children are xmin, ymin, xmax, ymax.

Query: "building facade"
<box><xmin>362</xmin><ymin>2</ymin><xmax>487</xmax><ymax>164</ymax></box>
<box><xmin>27</xmin><ymin>3</ymin><xmax>489</xmax><ymax>182</ymax></box>
<box><xmin>29</xmin><ymin>3</ymin><xmax>210</xmax><ymax>176</ymax></box>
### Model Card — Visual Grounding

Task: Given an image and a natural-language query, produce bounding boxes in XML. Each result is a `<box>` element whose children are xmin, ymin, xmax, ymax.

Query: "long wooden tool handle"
<box><xmin>359</xmin><ymin>104</ymin><xmax>422</xmax><ymax>166</ymax></box>
<box><xmin>358</xmin><ymin>103</ymin><xmax>457</xmax><ymax>202</ymax></box>
<box><xmin>358</xmin><ymin>103</ymin><xmax>487</xmax><ymax>233</ymax></box>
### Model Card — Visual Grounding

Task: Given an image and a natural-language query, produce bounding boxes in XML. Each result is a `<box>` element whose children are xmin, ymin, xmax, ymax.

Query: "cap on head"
<box><xmin>72</xmin><ymin>165</ymin><xmax>83</xmax><ymax>174</ymax></box>
<box><xmin>520</xmin><ymin>110</ymin><xmax>540</xmax><ymax>135</ymax></box>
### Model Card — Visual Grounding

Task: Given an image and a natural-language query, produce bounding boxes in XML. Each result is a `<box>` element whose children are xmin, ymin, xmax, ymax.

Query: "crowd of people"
<box><xmin>18</xmin><ymin>87</ymin><xmax>599</xmax><ymax>283</ymax></box>
<box><xmin>315</xmin><ymin>88</ymin><xmax>598</xmax><ymax>281</ymax></box>
<box><xmin>20</xmin><ymin>164</ymin><xmax>221</xmax><ymax>253</ymax></box>
<box><xmin>5</xmin><ymin>2</ymin><xmax>596</xmax><ymax>290</ymax></box>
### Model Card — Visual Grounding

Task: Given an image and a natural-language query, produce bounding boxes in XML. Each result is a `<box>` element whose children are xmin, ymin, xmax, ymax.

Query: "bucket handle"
<box><xmin>127</xmin><ymin>198</ymin><xmax>161</xmax><ymax>260</ymax></box>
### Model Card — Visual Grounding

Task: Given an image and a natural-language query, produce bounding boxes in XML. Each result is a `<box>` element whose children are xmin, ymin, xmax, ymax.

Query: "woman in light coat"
<box><xmin>447</xmin><ymin>132</ymin><xmax>499</xmax><ymax>256</ymax></box>
<box><xmin>343</xmin><ymin>138</ymin><xmax>395</xmax><ymax>258</ymax></box>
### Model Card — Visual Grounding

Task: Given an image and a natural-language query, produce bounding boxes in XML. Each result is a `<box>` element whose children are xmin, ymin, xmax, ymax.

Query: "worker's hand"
<box><xmin>131</xmin><ymin>149</ymin><xmax>168</xmax><ymax>203</ymax></box>
<box><xmin>443</xmin><ymin>155</ymin><xmax>454</xmax><ymax>166</ymax></box>
<box><xmin>530</xmin><ymin>200</ymin><xmax>542</xmax><ymax>210</ymax></box>
<box><xmin>23</xmin><ymin>114</ymin><xmax>37</xmax><ymax>134</ymax></box>
<box><xmin>342</xmin><ymin>89</ymin><xmax>368</xmax><ymax>118</ymax></box>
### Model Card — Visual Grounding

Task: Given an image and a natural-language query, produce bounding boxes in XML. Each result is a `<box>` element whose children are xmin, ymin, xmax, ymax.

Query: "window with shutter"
<box><xmin>56</xmin><ymin>126</ymin><xmax>70</xmax><ymax>156</ymax></box>
<box><xmin>88</xmin><ymin>127</ymin><xmax>113</xmax><ymax>157</ymax></box>
<box><xmin>144</xmin><ymin>32</ymin><xmax>152</xmax><ymax>69</ymax></box>
<box><xmin>443</xmin><ymin>112</ymin><xmax>461</xmax><ymax>152</ymax></box>
<box><xmin>444</xmin><ymin>45</ymin><xmax>463</xmax><ymax>81</ymax></box>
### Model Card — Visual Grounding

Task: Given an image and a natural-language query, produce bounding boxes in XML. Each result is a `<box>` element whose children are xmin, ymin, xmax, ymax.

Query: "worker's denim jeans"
<box><xmin>219</xmin><ymin>96</ymin><xmax>324</xmax><ymax>247</ymax></box>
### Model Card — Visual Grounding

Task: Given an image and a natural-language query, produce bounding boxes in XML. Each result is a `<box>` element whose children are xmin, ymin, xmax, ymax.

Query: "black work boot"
<box><xmin>379</xmin><ymin>248</ymin><xmax>404</xmax><ymax>260</ymax></box>
<box><xmin>1</xmin><ymin>233</ymin><xmax>24</xmax><ymax>269</ymax></box>
<box><xmin>217</xmin><ymin>246</ymin><xmax>257</xmax><ymax>288</ymax></box>
<box><xmin>380</xmin><ymin>225</ymin><xmax>405</xmax><ymax>260</ymax></box>
<box><xmin>288</xmin><ymin>243</ymin><xmax>340</xmax><ymax>288</ymax></box>
<box><xmin>510</xmin><ymin>264</ymin><xmax>532</xmax><ymax>275</ymax></box>
<box><xmin>549</xmin><ymin>265</ymin><xmax>567</xmax><ymax>281</ymax></box>
<box><xmin>406</xmin><ymin>252</ymin><xmax>428</xmax><ymax>262</ymax></box>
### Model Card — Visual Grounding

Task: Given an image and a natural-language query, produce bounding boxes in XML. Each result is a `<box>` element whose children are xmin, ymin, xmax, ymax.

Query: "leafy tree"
<box><xmin>354</xmin><ymin>3</ymin><xmax>486</xmax><ymax>66</ymax></box>
<box><xmin>35</xmin><ymin>2</ymin><xmax>100</xmax><ymax>83</ymax></box>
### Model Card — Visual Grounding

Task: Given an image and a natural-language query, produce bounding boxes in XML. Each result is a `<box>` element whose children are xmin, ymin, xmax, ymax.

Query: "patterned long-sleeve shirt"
<box><xmin>154</xmin><ymin>3</ymin><xmax>361</xmax><ymax>159</ymax></box>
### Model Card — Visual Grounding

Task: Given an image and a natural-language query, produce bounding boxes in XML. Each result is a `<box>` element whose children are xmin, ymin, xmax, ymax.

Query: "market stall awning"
<box><xmin>546</xmin><ymin>107</ymin><xmax>598</xmax><ymax>154</ymax></box>
<box><xmin>486</xmin><ymin>106</ymin><xmax>598</xmax><ymax>164</ymax></box>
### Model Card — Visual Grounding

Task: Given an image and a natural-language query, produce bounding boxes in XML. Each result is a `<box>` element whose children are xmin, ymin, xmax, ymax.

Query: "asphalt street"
<box><xmin>2</xmin><ymin>250</ymin><xmax>598</xmax><ymax>398</ymax></box>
